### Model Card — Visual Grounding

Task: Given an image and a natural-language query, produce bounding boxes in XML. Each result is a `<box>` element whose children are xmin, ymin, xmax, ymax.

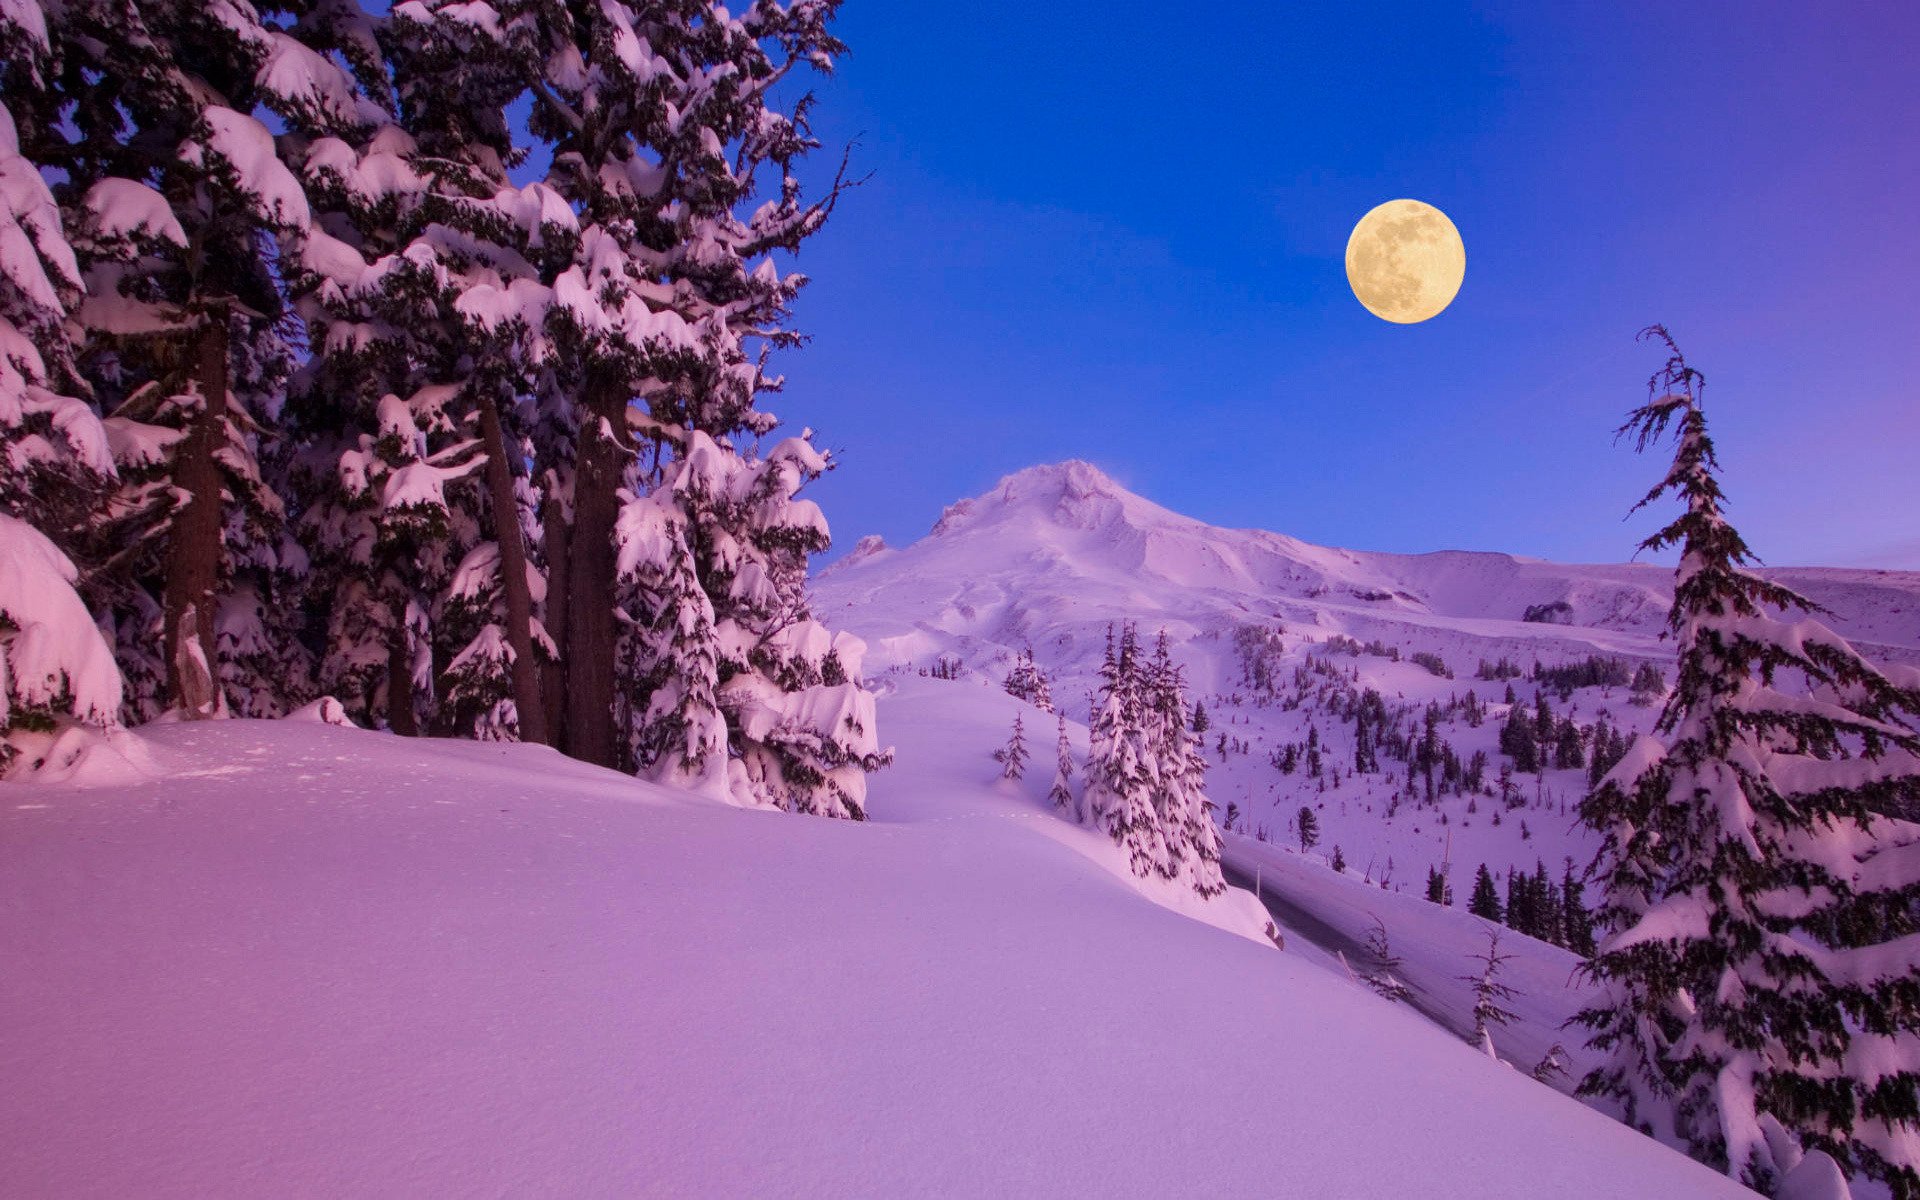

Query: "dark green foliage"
<box><xmin>1469</xmin><ymin>864</ymin><xmax>1502</xmax><ymax>922</ymax></box>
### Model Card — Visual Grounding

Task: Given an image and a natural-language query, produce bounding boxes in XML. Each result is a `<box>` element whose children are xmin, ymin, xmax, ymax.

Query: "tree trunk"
<box><xmin>562</xmin><ymin>380</ymin><xmax>626</xmax><ymax>768</ymax></box>
<box><xmin>387</xmin><ymin>598</ymin><xmax>417</xmax><ymax>737</ymax></box>
<box><xmin>162</xmin><ymin>305</ymin><xmax>230</xmax><ymax>719</ymax></box>
<box><xmin>541</xmin><ymin>489</ymin><xmax>571</xmax><ymax>747</ymax></box>
<box><xmin>475</xmin><ymin>388</ymin><xmax>548</xmax><ymax>746</ymax></box>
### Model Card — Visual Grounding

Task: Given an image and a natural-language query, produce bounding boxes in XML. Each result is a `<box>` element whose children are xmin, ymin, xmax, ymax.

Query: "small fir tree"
<box><xmin>997</xmin><ymin>712</ymin><xmax>1029</xmax><ymax>780</ymax></box>
<box><xmin>1047</xmin><ymin>713</ymin><xmax>1075</xmax><ymax>814</ymax></box>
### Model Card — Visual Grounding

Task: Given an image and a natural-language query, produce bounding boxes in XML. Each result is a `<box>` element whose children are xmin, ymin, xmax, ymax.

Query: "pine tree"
<box><xmin>1469</xmin><ymin>863</ymin><xmax>1503</xmax><ymax>922</ymax></box>
<box><xmin>0</xmin><ymin>514</ymin><xmax>123</xmax><ymax>772</ymax></box>
<box><xmin>1561</xmin><ymin>859</ymin><xmax>1596</xmax><ymax>957</ymax></box>
<box><xmin>1556</xmin><ymin>717</ymin><xmax>1586</xmax><ymax>770</ymax></box>
<box><xmin>22</xmin><ymin>0</ymin><xmax>362</xmax><ymax>719</ymax></box>
<box><xmin>1086</xmin><ymin>624</ymin><xmax>1168</xmax><ymax>878</ymax></box>
<box><xmin>1047</xmin><ymin>713</ymin><xmax>1075</xmax><ymax>814</ymax></box>
<box><xmin>997</xmin><ymin>712</ymin><xmax>1029</xmax><ymax>780</ymax></box>
<box><xmin>0</xmin><ymin>46</ymin><xmax>113</xmax><ymax>544</ymax></box>
<box><xmin>1578</xmin><ymin>327</ymin><xmax>1920</xmax><ymax>1195</ymax></box>
<box><xmin>1144</xmin><ymin>630</ymin><xmax>1224</xmax><ymax>896</ymax></box>
<box><xmin>1505</xmin><ymin>867</ymin><xmax>1533</xmax><ymax>938</ymax></box>
<box><xmin>1330</xmin><ymin>845</ymin><xmax>1346</xmax><ymax>873</ymax></box>
<box><xmin>1500</xmin><ymin>704</ymin><xmax>1539</xmax><ymax>773</ymax></box>
<box><xmin>1533</xmin><ymin>860</ymin><xmax>1563</xmax><ymax>947</ymax></box>
<box><xmin>1297</xmin><ymin>805</ymin><xmax>1320</xmax><ymax>853</ymax></box>
<box><xmin>1462</xmin><ymin>930</ymin><xmax>1519</xmax><ymax>1058</ymax></box>
<box><xmin>286</xmin><ymin>5</ymin><xmax>556</xmax><ymax>743</ymax></box>
<box><xmin>1362</xmin><ymin>917</ymin><xmax>1414</xmax><ymax>1004</ymax></box>
<box><xmin>1426</xmin><ymin>866</ymin><xmax>1453</xmax><ymax>906</ymax></box>
<box><xmin>1003</xmin><ymin>648</ymin><xmax>1053</xmax><ymax>711</ymax></box>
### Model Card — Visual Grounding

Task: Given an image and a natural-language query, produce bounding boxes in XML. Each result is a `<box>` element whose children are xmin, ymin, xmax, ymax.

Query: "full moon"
<box><xmin>1345</xmin><ymin>199</ymin><xmax>1466</xmax><ymax>324</ymax></box>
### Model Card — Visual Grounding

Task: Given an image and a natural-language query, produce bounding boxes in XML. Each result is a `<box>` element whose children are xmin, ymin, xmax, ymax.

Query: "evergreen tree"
<box><xmin>1330</xmin><ymin>844</ymin><xmax>1346</xmax><ymax>873</ymax></box>
<box><xmin>0</xmin><ymin>515</ymin><xmax>123</xmax><ymax>772</ymax></box>
<box><xmin>285</xmin><ymin>6</ymin><xmax>556</xmax><ymax>742</ymax></box>
<box><xmin>1561</xmin><ymin>859</ymin><xmax>1596</xmax><ymax>957</ymax></box>
<box><xmin>1505</xmin><ymin>867</ymin><xmax>1534</xmax><ymax>939</ymax></box>
<box><xmin>1578</xmin><ymin>327</ymin><xmax>1920</xmax><ymax>1195</ymax></box>
<box><xmin>1047</xmin><ymin>713</ymin><xmax>1075</xmax><ymax>815</ymax></box>
<box><xmin>20</xmin><ymin>0</ymin><xmax>364</xmax><ymax>719</ymax></box>
<box><xmin>1500</xmin><ymin>705</ymin><xmax>1540</xmax><ymax>773</ymax></box>
<box><xmin>1002</xmin><ymin>648</ymin><xmax>1053</xmax><ymax>711</ymax></box>
<box><xmin>1533</xmin><ymin>860</ymin><xmax>1563</xmax><ymax>947</ymax></box>
<box><xmin>1556</xmin><ymin>717</ymin><xmax>1586</xmax><ymax>770</ymax></box>
<box><xmin>1191</xmin><ymin>700</ymin><xmax>1209</xmax><ymax>736</ymax></box>
<box><xmin>1426</xmin><ymin>866</ymin><xmax>1453</xmax><ymax>906</ymax></box>
<box><xmin>997</xmin><ymin>712</ymin><xmax>1028</xmax><ymax>780</ymax></box>
<box><xmin>1296</xmin><ymin>805</ymin><xmax>1320</xmax><ymax>853</ymax></box>
<box><xmin>0</xmin><ymin>51</ymin><xmax>113</xmax><ymax>543</ymax></box>
<box><xmin>1469</xmin><ymin>863</ymin><xmax>1503</xmax><ymax>922</ymax></box>
<box><xmin>1362</xmin><ymin>917</ymin><xmax>1414</xmax><ymax>1004</ymax></box>
<box><xmin>1086</xmin><ymin>624</ymin><xmax>1168</xmax><ymax>878</ymax></box>
<box><xmin>1144</xmin><ymin>630</ymin><xmax>1224</xmax><ymax>896</ymax></box>
<box><xmin>1462</xmin><ymin>930</ymin><xmax>1519</xmax><ymax>1058</ymax></box>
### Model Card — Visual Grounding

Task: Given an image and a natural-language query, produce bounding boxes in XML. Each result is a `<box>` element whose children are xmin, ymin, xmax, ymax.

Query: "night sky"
<box><xmin>774</xmin><ymin>2</ymin><xmax>1919</xmax><ymax>569</ymax></box>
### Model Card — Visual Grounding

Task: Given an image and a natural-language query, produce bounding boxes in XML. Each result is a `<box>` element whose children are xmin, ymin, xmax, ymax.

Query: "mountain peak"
<box><xmin>930</xmin><ymin>460</ymin><xmax>1157</xmax><ymax>537</ymax></box>
<box><xmin>998</xmin><ymin>459</ymin><xmax>1125</xmax><ymax>500</ymax></box>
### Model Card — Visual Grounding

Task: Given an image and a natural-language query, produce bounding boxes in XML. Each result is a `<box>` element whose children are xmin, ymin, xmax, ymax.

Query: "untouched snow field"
<box><xmin>1</xmin><ymin>678</ymin><xmax>1751</xmax><ymax>1198</ymax></box>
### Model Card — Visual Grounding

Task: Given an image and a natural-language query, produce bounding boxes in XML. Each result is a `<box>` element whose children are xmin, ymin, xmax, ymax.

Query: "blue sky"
<box><xmin>771</xmin><ymin>2</ymin><xmax>1919</xmax><ymax>568</ymax></box>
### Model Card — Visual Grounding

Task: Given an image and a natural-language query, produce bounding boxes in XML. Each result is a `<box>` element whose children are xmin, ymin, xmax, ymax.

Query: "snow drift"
<box><xmin>0</xmin><ymin>683</ymin><xmax>1754</xmax><ymax>1198</ymax></box>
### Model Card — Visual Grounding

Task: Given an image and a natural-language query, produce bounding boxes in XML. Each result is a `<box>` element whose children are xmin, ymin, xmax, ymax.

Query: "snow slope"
<box><xmin>1</xmin><ymin>688</ymin><xmax>1751</xmax><ymax>1198</ymax></box>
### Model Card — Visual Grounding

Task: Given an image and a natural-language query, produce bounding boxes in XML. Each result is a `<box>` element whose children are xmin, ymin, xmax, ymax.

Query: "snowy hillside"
<box><xmin>0</xmin><ymin>689</ymin><xmax>1753</xmax><ymax>1198</ymax></box>
<box><xmin>815</xmin><ymin>460</ymin><xmax>1920</xmax><ymax>908</ymax></box>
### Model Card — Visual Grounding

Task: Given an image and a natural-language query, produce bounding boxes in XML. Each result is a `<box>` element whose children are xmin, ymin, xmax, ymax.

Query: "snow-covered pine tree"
<box><xmin>1144</xmin><ymin>630</ymin><xmax>1225</xmax><ymax>896</ymax></box>
<box><xmin>1047</xmin><ymin>713</ymin><xmax>1075</xmax><ymax>815</ymax></box>
<box><xmin>1296</xmin><ymin>805</ymin><xmax>1319</xmax><ymax>853</ymax></box>
<box><xmin>1578</xmin><ymin>327</ymin><xmax>1920</xmax><ymax>1196</ymax></box>
<box><xmin>1003</xmin><ymin>648</ymin><xmax>1053</xmax><ymax>711</ymax></box>
<box><xmin>20</xmin><ymin>0</ymin><xmax>371</xmax><ymax>719</ymax></box>
<box><xmin>0</xmin><ymin>31</ymin><xmax>115</xmax><ymax>542</ymax></box>
<box><xmin>998</xmin><ymin>712</ymin><xmax>1028</xmax><ymax>780</ymax></box>
<box><xmin>288</xmin><ymin>0</ymin><xmax>561</xmax><ymax>743</ymax></box>
<box><xmin>438</xmin><ymin>0</ymin><xmax>864</xmax><ymax>787</ymax></box>
<box><xmin>1085</xmin><ymin>624</ymin><xmax>1169</xmax><ymax>877</ymax></box>
<box><xmin>302</xmin><ymin>389</ymin><xmax>485</xmax><ymax>733</ymax></box>
<box><xmin>0</xmin><ymin>514</ymin><xmax>123</xmax><ymax>773</ymax></box>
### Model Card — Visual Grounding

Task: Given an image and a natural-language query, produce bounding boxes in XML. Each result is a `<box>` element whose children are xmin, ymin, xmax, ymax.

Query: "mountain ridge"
<box><xmin>818</xmin><ymin>459</ymin><xmax>1920</xmax><ymax>673</ymax></box>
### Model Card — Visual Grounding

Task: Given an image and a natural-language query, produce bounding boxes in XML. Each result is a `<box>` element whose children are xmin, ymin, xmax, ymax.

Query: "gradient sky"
<box><xmin>770</xmin><ymin>2</ymin><xmax>1919</xmax><ymax>569</ymax></box>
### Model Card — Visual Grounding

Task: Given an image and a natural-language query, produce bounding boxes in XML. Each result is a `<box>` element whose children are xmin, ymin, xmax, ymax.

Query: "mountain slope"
<box><xmin>0</xmin><ymin>699</ymin><xmax>1752</xmax><ymax>1198</ymax></box>
<box><xmin>815</xmin><ymin>460</ymin><xmax>1920</xmax><ymax>906</ymax></box>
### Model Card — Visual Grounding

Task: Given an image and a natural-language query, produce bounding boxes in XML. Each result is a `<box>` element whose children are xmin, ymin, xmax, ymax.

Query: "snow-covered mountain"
<box><xmin>818</xmin><ymin>459</ymin><xmax>1919</xmax><ymax>676</ymax></box>
<box><xmin>817</xmin><ymin>460</ymin><xmax>1920</xmax><ymax>902</ymax></box>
